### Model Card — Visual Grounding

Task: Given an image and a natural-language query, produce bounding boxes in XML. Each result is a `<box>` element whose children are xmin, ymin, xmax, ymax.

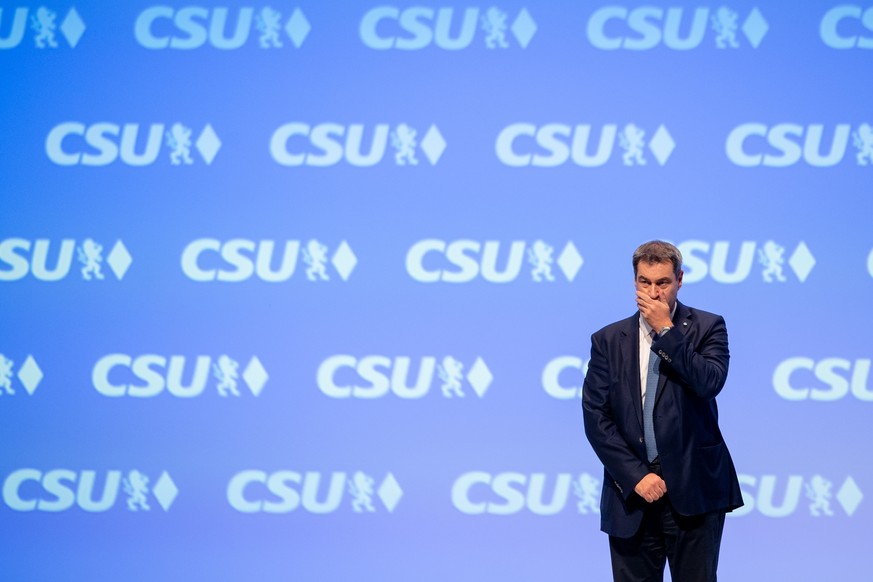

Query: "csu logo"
<box><xmin>678</xmin><ymin>240</ymin><xmax>816</xmax><ymax>284</ymax></box>
<box><xmin>820</xmin><ymin>5</ymin><xmax>873</xmax><ymax>49</ymax></box>
<box><xmin>542</xmin><ymin>356</ymin><xmax>589</xmax><ymax>400</ymax></box>
<box><xmin>270</xmin><ymin>123</ymin><xmax>447</xmax><ymax>167</ymax></box>
<box><xmin>496</xmin><ymin>123</ymin><xmax>675</xmax><ymax>167</ymax></box>
<box><xmin>92</xmin><ymin>354</ymin><xmax>269</xmax><ymax>398</ymax></box>
<box><xmin>181</xmin><ymin>239</ymin><xmax>357</xmax><ymax>282</ymax></box>
<box><xmin>586</xmin><ymin>6</ymin><xmax>768</xmax><ymax>50</ymax></box>
<box><xmin>0</xmin><ymin>6</ymin><xmax>85</xmax><ymax>49</ymax></box>
<box><xmin>134</xmin><ymin>6</ymin><xmax>310</xmax><ymax>49</ymax></box>
<box><xmin>732</xmin><ymin>474</ymin><xmax>863</xmax><ymax>518</ymax></box>
<box><xmin>452</xmin><ymin>472</ymin><xmax>602</xmax><ymax>516</ymax></box>
<box><xmin>726</xmin><ymin>123</ymin><xmax>873</xmax><ymax>167</ymax></box>
<box><xmin>227</xmin><ymin>471</ymin><xmax>402</xmax><ymax>514</ymax></box>
<box><xmin>406</xmin><ymin>240</ymin><xmax>584</xmax><ymax>283</ymax></box>
<box><xmin>0</xmin><ymin>353</ymin><xmax>43</xmax><ymax>396</ymax></box>
<box><xmin>46</xmin><ymin>122</ymin><xmax>221</xmax><ymax>166</ymax></box>
<box><xmin>773</xmin><ymin>358</ymin><xmax>873</xmax><ymax>402</ymax></box>
<box><xmin>318</xmin><ymin>355</ymin><xmax>493</xmax><ymax>399</ymax></box>
<box><xmin>360</xmin><ymin>6</ymin><xmax>536</xmax><ymax>50</ymax></box>
<box><xmin>0</xmin><ymin>238</ymin><xmax>132</xmax><ymax>282</ymax></box>
<box><xmin>3</xmin><ymin>469</ymin><xmax>178</xmax><ymax>512</ymax></box>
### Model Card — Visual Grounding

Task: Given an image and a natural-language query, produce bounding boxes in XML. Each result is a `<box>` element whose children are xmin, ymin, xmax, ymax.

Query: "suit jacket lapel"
<box><xmin>621</xmin><ymin>314</ymin><xmax>643</xmax><ymax>431</ymax></box>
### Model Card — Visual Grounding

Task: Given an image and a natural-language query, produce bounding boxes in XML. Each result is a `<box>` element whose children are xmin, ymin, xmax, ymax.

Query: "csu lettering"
<box><xmin>587</xmin><ymin>6</ymin><xmax>711</xmax><ymax>50</ymax></box>
<box><xmin>726</xmin><ymin>123</ymin><xmax>853</xmax><ymax>167</ymax></box>
<box><xmin>360</xmin><ymin>7</ymin><xmax>480</xmax><ymax>50</ymax></box>
<box><xmin>0</xmin><ymin>239</ymin><xmax>75</xmax><ymax>281</ymax></box>
<box><xmin>182</xmin><ymin>239</ymin><xmax>301</xmax><ymax>282</ymax></box>
<box><xmin>46</xmin><ymin>122</ymin><xmax>164</xmax><ymax>166</ymax></box>
<box><xmin>495</xmin><ymin>124</ymin><xmax>618</xmax><ymax>167</ymax></box>
<box><xmin>679</xmin><ymin>240</ymin><xmax>758</xmax><ymax>284</ymax></box>
<box><xmin>227</xmin><ymin>471</ymin><xmax>346</xmax><ymax>514</ymax></box>
<box><xmin>542</xmin><ymin>357</ymin><xmax>588</xmax><ymax>400</ymax></box>
<box><xmin>820</xmin><ymin>5</ymin><xmax>873</xmax><ymax>49</ymax></box>
<box><xmin>135</xmin><ymin>7</ymin><xmax>255</xmax><ymax>49</ymax></box>
<box><xmin>3</xmin><ymin>469</ymin><xmax>121</xmax><ymax>512</ymax></box>
<box><xmin>93</xmin><ymin>354</ymin><xmax>213</xmax><ymax>397</ymax></box>
<box><xmin>0</xmin><ymin>7</ymin><xmax>28</xmax><ymax>48</ymax></box>
<box><xmin>773</xmin><ymin>358</ymin><xmax>873</xmax><ymax>401</ymax></box>
<box><xmin>270</xmin><ymin>123</ymin><xmax>392</xmax><ymax>167</ymax></box>
<box><xmin>452</xmin><ymin>472</ymin><xmax>581</xmax><ymax>515</ymax></box>
<box><xmin>407</xmin><ymin>239</ymin><xmax>526</xmax><ymax>283</ymax></box>
<box><xmin>319</xmin><ymin>356</ymin><xmax>438</xmax><ymax>399</ymax></box>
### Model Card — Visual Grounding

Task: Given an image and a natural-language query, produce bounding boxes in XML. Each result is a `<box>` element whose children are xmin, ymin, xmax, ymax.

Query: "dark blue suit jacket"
<box><xmin>582</xmin><ymin>302</ymin><xmax>743</xmax><ymax>538</ymax></box>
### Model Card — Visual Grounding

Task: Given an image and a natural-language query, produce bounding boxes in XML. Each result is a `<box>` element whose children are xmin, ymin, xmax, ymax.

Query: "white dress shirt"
<box><xmin>639</xmin><ymin>303</ymin><xmax>677</xmax><ymax>405</ymax></box>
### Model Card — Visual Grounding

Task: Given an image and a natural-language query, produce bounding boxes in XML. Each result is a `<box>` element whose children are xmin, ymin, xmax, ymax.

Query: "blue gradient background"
<box><xmin>1</xmin><ymin>2</ymin><xmax>870</xmax><ymax>580</ymax></box>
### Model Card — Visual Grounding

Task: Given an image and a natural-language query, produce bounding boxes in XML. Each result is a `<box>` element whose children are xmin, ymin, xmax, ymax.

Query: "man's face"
<box><xmin>635</xmin><ymin>261</ymin><xmax>683</xmax><ymax>311</ymax></box>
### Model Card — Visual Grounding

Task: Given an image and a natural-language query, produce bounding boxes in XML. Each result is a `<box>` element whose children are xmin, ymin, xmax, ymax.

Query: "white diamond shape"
<box><xmin>18</xmin><ymin>355</ymin><xmax>43</xmax><ymax>395</ymax></box>
<box><xmin>511</xmin><ymin>8</ymin><xmax>537</xmax><ymax>49</ymax></box>
<box><xmin>420</xmin><ymin>125</ymin><xmax>446</xmax><ymax>165</ymax></box>
<box><xmin>557</xmin><ymin>242</ymin><xmax>584</xmax><ymax>282</ymax></box>
<box><xmin>742</xmin><ymin>8</ymin><xmax>768</xmax><ymax>49</ymax></box>
<box><xmin>152</xmin><ymin>472</ymin><xmax>178</xmax><ymax>511</ymax></box>
<box><xmin>377</xmin><ymin>473</ymin><xmax>403</xmax><ymax>513</ymax></box>
<box><xmin>331</xmin><ymin>241</ymin><xmax>357</xmax><ymax>281</ymax></box>
<box><xmin>60</xmin><ymin>8</ymin><xmax>85</xmax><ymax>48</ymax></box>
<box><xmin>788</xmin><ymin>242</ymin><xmax>815</xmax><ymax>282</ymax></box>
<box><xmin>837</xmin><ymin>477</ymin><xmax>863</xmax><ymax>516</ymax></box>
<box><xmin>648</xmin><ymin>125</ymin><xmax>675</xmax><ymax>166</ymax></box>
<box><xmin>284</xmin><ymin>8</ymin><xmax>310</xmax><ymax>48</ymax></box>
<box><xmin>466</xmin><ymin>358</ymin><xmax>493</xmax><ymax>398</ymax></box>
<box><xmin>106</xmin><ymin>240</ymin><xmax>132</xmax><ymax>280</ymax></box>
<box><xmin>243</xmin><ymin>356</ymin><xmax>268</xmax><ymax>397</ymax></box>
<box><xmin>195</xmin><ymin>124</ymin><xmax>221</xmax><ymax>165</ymax></box>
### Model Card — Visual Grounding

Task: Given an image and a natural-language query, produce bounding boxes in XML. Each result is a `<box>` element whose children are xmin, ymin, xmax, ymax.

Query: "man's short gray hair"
<box><xmin>632</xmin><ymin>240</ymin><xmax>683</xmax><ymax>278</ymax></box>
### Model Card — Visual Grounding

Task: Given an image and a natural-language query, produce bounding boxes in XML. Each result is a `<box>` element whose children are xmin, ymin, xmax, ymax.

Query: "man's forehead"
<box><xmin>636</xmin><ymin>261</ymin><xmax>675</xmax><ymax>278</ymax></box>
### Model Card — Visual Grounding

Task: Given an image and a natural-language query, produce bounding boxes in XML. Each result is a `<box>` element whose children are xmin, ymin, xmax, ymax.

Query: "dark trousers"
<box><xmin>608</xmin><ymin>459</ymin><xmax>726</xmax><ymax>582</ymax></box>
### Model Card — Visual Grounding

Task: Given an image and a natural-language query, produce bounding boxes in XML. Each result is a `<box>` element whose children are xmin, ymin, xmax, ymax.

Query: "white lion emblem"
<box><xmin>852</xmin><ymin>123</ymin><xmax>873</xmax><ymax>166</ymax></box>
<box><xmin>573</xmin><ymin>473</ymin><xmax>600</xmax><ymax>515</ymax></box>
<box><xmin>165</xmin><ymin>123</ymin><xmax>194</xmax><ymax>165</ymax></box>
<box><xmin>31</xmin><ymin>7</ymin><xmax>59</xmax><ymax>49</ymax></box>
<box><xmin>123</xmin><ymin>470</ymin><xmax>151</xmax><ymax>511</ymax></box>
<box><xmin>805</xmin><ymin>475</ymin><xmax>834</xmax><ymax>517</ymax></box>
<box><xmin>391</xmin><ymin>124</ymin><xmax>419</xmax><ymax>166</ymax></box>
<box><xmin>527</xmin><ymin>240</ymin><xmax>555</xmax><ymax>282</ymax></box>
<box><xmin>302</xmin><ymin>239</ymin><xmax>330</xmax><ymax>281</ymax></box>
<box><xmin>0</xmin><ymin>355</ymin><xmax>14</xmax><ymax>395</ymax></box>
<box><xmin>213</xmin><ymin>355</ymin><xmax>240</xmax><ymax>397</ymax></box>
<box><xmin>480</xmin><ymin>7</ymin><xmax>509</xmax><ymax>49</ymax></box>
<box><xmin>348</xmin><ymin>472</ymin><xmax>376</xmax><ymax>513</ymax></box>
<box><xmin>437</xmin><ymin>356</ymin><xmax>465</xmax><ymax>397</ymax></box>
<box><xmin>256</xmin><ymin>7</ymin><xmax>283</xmax><ymax>48</ymax></box>
<box><xmin>758</xmin><ymin>240</ymin><xmax>786</xmax><ymax>283</ymax></box>
<box><xmin>710</xmin><ymin>6</ymin><xmax>739</xmax><ymax>49</ymax></box>
<box><xmin>77</xmin><ymin>239</ymin><xmax>105</xmax><ymax>281</ymax></box>
<box><xmin>619</xmin><ymin>123</ymin><xmax>647</xmax><ymax>166</ymax></box>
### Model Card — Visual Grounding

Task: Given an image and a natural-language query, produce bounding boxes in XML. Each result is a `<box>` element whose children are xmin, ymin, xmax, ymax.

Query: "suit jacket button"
<box><xmin>639</xmin><ymin>437</ymin><xmax>644</xmax><ymax>443</ymax></box>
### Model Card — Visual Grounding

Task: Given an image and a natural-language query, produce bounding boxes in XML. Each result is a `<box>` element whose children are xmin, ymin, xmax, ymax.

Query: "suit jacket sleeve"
<box><xmin>652</xmin><ymin>314</ymin><xmax>729</xmax><ymax>401</ymax></box>
<box><xmin>582</xmin><ymin>331</ymin><xmax>649</xmax><ymax>500</ymax></box>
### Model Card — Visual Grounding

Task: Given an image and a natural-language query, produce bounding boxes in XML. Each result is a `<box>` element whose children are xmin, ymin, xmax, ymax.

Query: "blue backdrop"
<box><xmin>1</xmin><ymin>1</ymin><xmax>871</xmax><ymax>580</ymax></box>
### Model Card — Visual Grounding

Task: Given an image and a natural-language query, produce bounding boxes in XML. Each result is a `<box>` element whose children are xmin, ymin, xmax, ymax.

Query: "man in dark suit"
<box><xmin>582</xmin><ymin>240</ymin><xmax>743</xmax><ymax>581</ymax></box>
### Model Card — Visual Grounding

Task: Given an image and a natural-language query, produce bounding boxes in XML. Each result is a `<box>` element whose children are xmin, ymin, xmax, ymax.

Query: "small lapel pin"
<box><xmin>683</xmin><ymin>322</ymin><xmax>688</xmax><ymax>326</ymax></box>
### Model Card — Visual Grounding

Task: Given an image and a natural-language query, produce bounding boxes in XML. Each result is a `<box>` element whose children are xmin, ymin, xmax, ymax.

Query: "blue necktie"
<box><xmin>643</xmin><ymin>337</ymin><xmax>660</xmax><ymax>463</ymax></box>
